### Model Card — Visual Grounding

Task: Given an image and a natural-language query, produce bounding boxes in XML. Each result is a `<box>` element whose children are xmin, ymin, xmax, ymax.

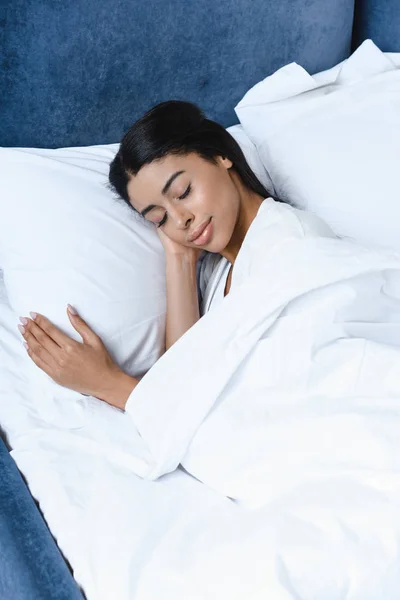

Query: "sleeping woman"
<box><xmin>18</xmin><ymin>100</ymin><xmax>338</xmax><ymax>408</ymax></box>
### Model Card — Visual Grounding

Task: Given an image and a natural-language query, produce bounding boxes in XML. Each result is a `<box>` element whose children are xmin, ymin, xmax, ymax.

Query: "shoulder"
<box><xmin>233</xmin><ymin>198</ymin><xmax>337</xmax><ymax>282</ymax></box>
<box><xmin>256</xmin><ymin>197</ymin><xmax>336</xmax><ymax>242</ymax></box>
<box><xmin>287</xmin><ymin>204</ymin><xmax>337</xmax><ymax>239</ymax></box>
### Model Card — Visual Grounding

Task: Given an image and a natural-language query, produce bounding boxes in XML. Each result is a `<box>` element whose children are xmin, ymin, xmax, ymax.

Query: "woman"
<box><xmin>17</xmin><ymin>100</ymin><xmax>334</xmax><ymax>410</ymax></box>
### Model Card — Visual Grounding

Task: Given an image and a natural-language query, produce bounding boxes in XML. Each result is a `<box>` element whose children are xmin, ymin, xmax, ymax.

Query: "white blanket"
<box><xmin>3</xmin><ymin>197</ymin><xmax>400</xmax><ymax>598</ymax></box>
<box><xmin>126</xmin><ymin>198</ymin><xmax>400</xmax><ymax>488</ymax></box>
<box><xmin>121</xmin><ymin>198</ymin><xmax>400</xmax><ymax>595</ymax></box>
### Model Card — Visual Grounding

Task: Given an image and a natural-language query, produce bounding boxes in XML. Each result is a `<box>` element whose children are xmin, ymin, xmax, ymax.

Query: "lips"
<box><xmin>188</xmin><ymin>217</ymin><xmax>212</xmax><ymax>243</ymax></box>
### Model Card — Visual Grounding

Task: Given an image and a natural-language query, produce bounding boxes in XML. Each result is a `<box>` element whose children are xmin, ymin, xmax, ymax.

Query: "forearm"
<box><xmin>93</xmin><ymin>254</ymin><xmax>200</xmax><ymax>408</ymax></box>
<box><xmin>165</xmin><ymin>253</ymin><xmax>200</xmax><ymax>351</ymax></box>
<box><xmin>95</xmin><ymin>370</ymin><xmax>138</xmax><ymax>411</ymax></box>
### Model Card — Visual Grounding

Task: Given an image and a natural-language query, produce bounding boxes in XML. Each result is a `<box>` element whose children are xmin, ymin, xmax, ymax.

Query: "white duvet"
<box><xmin>122</xmin><ymin>198</ymin><xmax>400</xmax><ymax>596</ymax></box>
<box><xmin>2</xmin><ymin>194</ymin><xmax>400</xmax><ymax>598</ymax></box>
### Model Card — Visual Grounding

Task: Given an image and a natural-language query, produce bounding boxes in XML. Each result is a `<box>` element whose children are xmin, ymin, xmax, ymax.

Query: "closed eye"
<box><xmin>157</xmin><ymin>184</ymin><xmax>192</xmax><ymax>228</ymax></box>
<box><xmin>178</xmin><ymin>183</ymin><xmax>191</xmax><ymax>200</ymax></box>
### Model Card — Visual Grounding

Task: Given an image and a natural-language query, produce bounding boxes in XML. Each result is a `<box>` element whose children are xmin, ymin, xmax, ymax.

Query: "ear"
<box><xmin>220</xmin><ymin>155</ymin><xmax>233</xmax><ymax>169</ymax></box>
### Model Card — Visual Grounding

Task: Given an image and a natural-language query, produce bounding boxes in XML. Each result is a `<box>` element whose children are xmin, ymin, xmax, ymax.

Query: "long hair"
<box><xmin>108</xmin><ymin>100</ymin><xmax>280</xmax><ymax>211</ymax></box>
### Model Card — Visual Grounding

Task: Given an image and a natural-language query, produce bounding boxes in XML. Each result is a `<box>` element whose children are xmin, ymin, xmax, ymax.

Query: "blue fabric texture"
<box><xmin>1</xmin><ymin>0</ymin><xmax>354</xmax><ymax>148</ymax></box>
<box><xmin>0</xmin><ymin>436</ymin><xmax>84</xmax><ymax>600</ymax></box>
<box><xmin>352</xmin><ymin>0</ymin><xmax>400</xmax><ymax>51</ymax></box>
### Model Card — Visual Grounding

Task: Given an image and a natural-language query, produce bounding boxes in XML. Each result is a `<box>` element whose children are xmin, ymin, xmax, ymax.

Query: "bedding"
<box><xmin>118</xmin><ymin>197</ymin><xmax>400</xmax><ymax>596</ymax></box>
<box><xmin>0</xmin><ymin>143</ymin><xmax>167</xmax><ymax>407</ymax></box>
<box><xmin>0</xmin><ymin>274</ymin><xmax>240</xmax><ymax>600</ymax></box>
<box><xmin>0</xmin><ymin>124</ymin><xmax>265</xmax><ymax>409</ymax></box>
<box><xmin>3</xmin><ymin>33</ymin><xmax>400</xmax><ymax>600</ymax></box>
<box><xmin>4</xmin><ymin>197</ymin><xmax>400</xmax><ymax>598</ymax></box>
<box><xmin>235</xmin><ymin>40</ymin><xmax>400</xmax><ymax>255</ymax></box>
<box><xmin>124</xmin><ymin>197</ymin><xmax>400</xmax><ymax>482</ymax></box>
<box><xmin>0</xmin><ymin>127</ymin><xmax>278</xmax><ymax>599</ymax></box>
<box><xmin>3</xmin><ymin>1</ymin><xmax>399</xmax><ymax>598</ymax></box>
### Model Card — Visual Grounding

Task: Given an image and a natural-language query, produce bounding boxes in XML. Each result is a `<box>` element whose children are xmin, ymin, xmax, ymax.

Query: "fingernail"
<box><xmin>18</xmin><ymin>324</ymin><xmax>25</xmax><ymax>334</ymax></box>
<box><xmin>19</xmin><ymin>316</ymin><xmax>28</xmax><ymax>325</ymax></box>
<box><xmin>23</xmin><ymin>342</ymin><xmax>29</xmax><ymax>350</ymax></box>
<box><xmin>30</xmin><ymin>312</ymin><xmax>37</xmax><ymax>320</ymax></box>
<box><xmin>67</xmin><ymin>304</ymin><xmax>77</xmax><ymax>315</ymax></box>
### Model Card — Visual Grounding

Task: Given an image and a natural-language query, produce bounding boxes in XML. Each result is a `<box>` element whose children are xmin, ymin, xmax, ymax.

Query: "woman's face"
<box><xmin>126</xmin><ymin>152</ymin><xmax>241</xmax><ymax>253</ymax></box>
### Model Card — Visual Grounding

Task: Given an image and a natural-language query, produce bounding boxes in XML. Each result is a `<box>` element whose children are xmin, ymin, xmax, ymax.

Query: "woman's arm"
<box><xmin>165</xmin><ymin>253</ymin><xmax>200</xmax><ymax>351</ymax></box>
<box><xmin>102</xmin><ymin>250</ymin><xmax>202</xmax><ymax>408</ymax></box>
<box><xmin>19</xmin><ymin>227</ymin><xmax>203</xmax><ymax>411</ymax></box>
<box><xmin>95</xmin><ymin>369</ymin><xmax>138</xmax><ymax>410</ymax></box>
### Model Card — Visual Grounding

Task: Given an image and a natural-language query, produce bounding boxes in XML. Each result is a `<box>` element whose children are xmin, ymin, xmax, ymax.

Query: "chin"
<box><xmin>208</xmin><ymin>237</ymin><xmax>227</xmax><ymax>254</ymax></box>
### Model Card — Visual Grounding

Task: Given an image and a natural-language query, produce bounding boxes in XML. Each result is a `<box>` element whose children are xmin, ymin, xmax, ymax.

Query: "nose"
<box><xmin>170</xmin><ymin>205</ymin><xmax>193</xmax><ymax>230</ymax></box>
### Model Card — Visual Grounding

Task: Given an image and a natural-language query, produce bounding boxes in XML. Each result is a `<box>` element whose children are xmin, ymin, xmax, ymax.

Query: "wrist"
<box><xmin>166</xmin><ymin>250</ymin><xmax>199</xmax><ymax>265</ymax></box>
<box><xmin>96</xmin><ymin>369</ymin><xmax>138</xmax><ymax>411</ymax></box>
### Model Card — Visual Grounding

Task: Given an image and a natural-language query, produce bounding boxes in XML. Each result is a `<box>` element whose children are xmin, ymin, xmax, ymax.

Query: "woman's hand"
<box><xmin>156</xmin><ymin>227</ymin><xmax>203</xmax><ymax>263</ymax></box>
<box><xmin>18</xmin><ymin>306</ymin><xmax>137</xmax><ymax>410</ymax></box>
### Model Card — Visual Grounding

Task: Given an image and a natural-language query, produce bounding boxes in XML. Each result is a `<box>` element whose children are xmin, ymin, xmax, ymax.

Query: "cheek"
<box><xmin>194</xmin><ymin>179</ymin><xmax>225</xmax><ymax>212</ymax></box>
<box><xmin>165</xmin><ymin>226</ymin><xmax>190</xmax><ymax>246</ymax></box>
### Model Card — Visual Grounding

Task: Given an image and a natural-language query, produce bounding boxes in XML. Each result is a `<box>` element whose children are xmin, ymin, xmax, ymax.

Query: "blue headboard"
<box><xmin>2</xmin><ymin>0</ymin><xmax>356</xmax><ymax>149</ymax></box>
<box><xmin>352</xmin><ymin>0</ymin><xmax>400</xmax><ymax>52</ymax></box>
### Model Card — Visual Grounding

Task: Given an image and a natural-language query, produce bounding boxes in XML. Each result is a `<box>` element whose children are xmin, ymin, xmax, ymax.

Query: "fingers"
<box><xmin>67</xmin><ymin>305</ymin><xmax>100</xmax><ymax>346</ymax></box>
<box><xmin>19</xmin><ymin>323</ymin><xmax>58</xmax><ymax>373</ymax></box>
<box><xmin>27</xmin><ymin>313</ymin><xmax>69</xmax><ymax>347</ymax></box>
<box><xmin>26</xmin><ymin>344</ymin><xmax>54</xmax><ymax>374</ymax></box>
<box><xmin>19</xmin><ymin>317</ymin><xmax>63</xmax><ymax>355</ymax></box>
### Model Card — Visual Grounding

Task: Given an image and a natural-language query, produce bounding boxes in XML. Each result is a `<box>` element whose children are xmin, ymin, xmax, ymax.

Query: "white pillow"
<box><xmin>0</xmin><ymin>143</ymin><xmax>167</xmax><ymax>404</ymax></box>
<box><xmin>226</xmin><ymin>125</ymin><xmax>275</xmax><ymax>194</ymax></box>
<box><xmin>235</xmin><ymin>40</ymin><xmax>400</xmax><ymax>254</ymax></box>
<box><xmin>0</xmin><ymin>127</ymin><xmax>265</xmax><ymax>405</ymax></box>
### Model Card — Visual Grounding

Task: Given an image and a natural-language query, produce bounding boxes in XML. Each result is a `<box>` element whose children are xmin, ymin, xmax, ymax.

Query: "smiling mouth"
<box><xmin>188</xmin><ymin>217</ymin><xmax>212</xmax><ymax>243</ymax></box>
<box><xmin>190</xmin><ymin>218</ymin><xmax>214</xmax><ymax>246</ymax></box>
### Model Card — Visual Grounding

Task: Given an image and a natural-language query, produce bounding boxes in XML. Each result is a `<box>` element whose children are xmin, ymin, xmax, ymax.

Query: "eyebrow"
<box><xmin>140</xmin><ymin>170</ymin><xmax>185</xmax><ymax>217</ymax></box>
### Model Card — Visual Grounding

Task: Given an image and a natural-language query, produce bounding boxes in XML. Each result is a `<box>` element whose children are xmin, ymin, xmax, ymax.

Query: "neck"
<box><xmin>220</xmin><ymin>185</ymin><xmax>265</xmax><ymax>264</ymax></box>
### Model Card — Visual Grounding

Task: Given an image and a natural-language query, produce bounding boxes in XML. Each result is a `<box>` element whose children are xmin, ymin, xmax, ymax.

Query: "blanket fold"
<box><xmin>124</xmin><ymin>199</ymin><xmax>400</xmax><ymax>491</ymax></box>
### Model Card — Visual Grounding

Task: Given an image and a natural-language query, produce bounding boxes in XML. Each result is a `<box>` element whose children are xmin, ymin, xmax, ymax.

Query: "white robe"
<box><xmin>197</xmin><ymin>197</ymin><xmax>337</xmax><ymax>314</ymax></box>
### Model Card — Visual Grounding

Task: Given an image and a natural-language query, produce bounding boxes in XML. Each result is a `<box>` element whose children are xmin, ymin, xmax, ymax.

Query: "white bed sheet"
<box><xmin>3</xmin><ymin>192</ymin><xmax>400</xmax><ymax>599</ymax></box>
<box><xmin>0</xmin><ymin>269</ymin><xmax>281</xmax><ymax>600</ymax></box>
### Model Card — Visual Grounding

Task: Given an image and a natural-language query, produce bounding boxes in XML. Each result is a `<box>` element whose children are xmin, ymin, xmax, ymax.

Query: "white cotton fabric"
<box><xmin>124</xmin><ymin>196</ymin><xmax>400</xmax><ymax>481</ymax></box>
<box><xmin>119</xmin><ymin>197</ymin><xmax>400</xmax><ymax>597</ymax></box>
<box><xmin>4</xmin><ymin>196</ymin><xmax>400</xmax><ymax>599</ymax></box>
<box><xmin>0</xmin><ymin>143</ymin><xmax>167</xmax><ymax>409</ymax></box>
<box><xmin>198</xmin><ymin>197</ymin><xmax>336</xmax><ymax>314</ymax></box>
<box><xmin>235</xmin><ymin>40</ymin><xmax>400</xmax><ymax>255</ymax></box>
<box><xmin>2</xmin><ymin>49</ymin><xmax>400</xmax><ymax>600</ymax></box>
<box><xmin>0</xmin><ymin>274</ymin><xmax>251</xmax><ymax>600</ymax></box>
<box><xmin>0</xmin><ymin>128</ymin><xmax>303</xmax><ymax>600</ymax></box>
<box><xmin>0</xmin><ymin>125</ymin><xmax>264</xmax><ymax>408</ymax></box>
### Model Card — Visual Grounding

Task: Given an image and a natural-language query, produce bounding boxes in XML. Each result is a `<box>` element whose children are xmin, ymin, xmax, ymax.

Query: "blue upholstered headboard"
<box><xmin>3</xmin><ymin>1</ymin><xmax>400</xmax><ymax>150</ymax></box>
<box><xmin>1</xmin><ymin>0</ymin><xmax>359</xmax><ymax>149</ymax></box>
<box><xmin>352</xmin><ymin>0</ymin><xmax>400</xmax><ymax>52</ymax></box>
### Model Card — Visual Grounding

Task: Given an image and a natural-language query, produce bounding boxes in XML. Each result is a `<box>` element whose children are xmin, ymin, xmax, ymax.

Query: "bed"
<box><xmin>1</xmin><ymin>1</ymin><xmax>400</xmax><ymax>598</ymax></box>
